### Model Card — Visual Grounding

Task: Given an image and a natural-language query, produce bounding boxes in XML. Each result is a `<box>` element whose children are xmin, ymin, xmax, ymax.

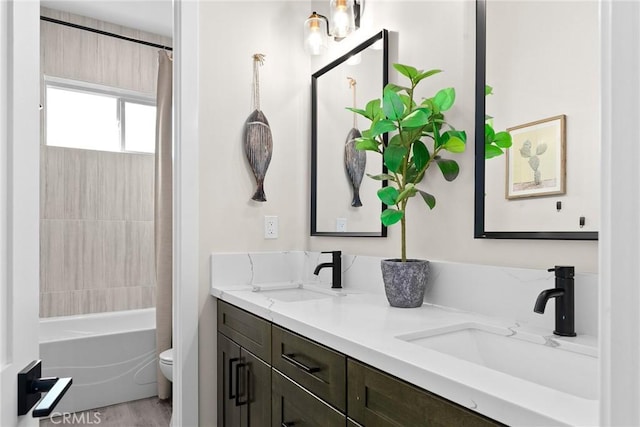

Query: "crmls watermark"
<box><xmin>50</xmin><ymin>411</ymin><xmax>102</xmax><ymax>425</ymax></box>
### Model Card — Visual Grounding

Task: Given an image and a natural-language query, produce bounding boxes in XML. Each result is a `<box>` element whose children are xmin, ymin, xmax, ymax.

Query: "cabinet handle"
<box><xmin>228</xmin><ymin>357</ymin><xmax>240</xmax><ymax>399</ymax></box>
<box><xmin>281</xmin><ymin>353</ymin><xmax>320</xmax><ymax>374</ymax></box>
<box><xmin>281</xmin><ymin>423</ymin><xmax>295</xmax><ymax>427</ymax></box>
<box><xmin>235</xmin><ymin>362</ymin><xmax>249</xmax><ymax>406</ymax></box>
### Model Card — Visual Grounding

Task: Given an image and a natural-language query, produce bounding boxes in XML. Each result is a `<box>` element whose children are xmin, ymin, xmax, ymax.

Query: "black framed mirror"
<box><xmin>474</xmin><ymin>0</ymin><xmax>598</xmax><ymax>240</ymax></box>
<box><xmin>311</xmin><ymin>29</ymin><xmax>388</xmax><ymax>237</ymax></box>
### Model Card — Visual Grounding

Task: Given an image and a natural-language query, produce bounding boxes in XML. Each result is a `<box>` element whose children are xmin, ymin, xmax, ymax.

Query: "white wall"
<box><xmin>197</xmin><ymin>2</ymin><xmax>310</xmax><ymax>424</ymax></box>
<box><xmin>307</xmin><ymin>1</ymin><xmax>598</xmax><ymax>274</ymax></box>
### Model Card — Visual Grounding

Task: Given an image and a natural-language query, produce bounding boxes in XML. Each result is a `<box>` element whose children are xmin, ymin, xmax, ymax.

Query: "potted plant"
<box><xmin>349</xmin><ymin>64</ymin><xmax>508</xmax><ymax>307</ymax></box>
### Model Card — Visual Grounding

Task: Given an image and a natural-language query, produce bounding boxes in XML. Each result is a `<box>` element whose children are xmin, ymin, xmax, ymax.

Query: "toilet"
<box><xmin>159</xmin><ymin>348</ymin><xmax>173</xmax><ymax>425</ymax></box>
<box><xmin>159</xmin><ymin>348</ymin><xmax>173</xmax><ymax>382</ymax></box>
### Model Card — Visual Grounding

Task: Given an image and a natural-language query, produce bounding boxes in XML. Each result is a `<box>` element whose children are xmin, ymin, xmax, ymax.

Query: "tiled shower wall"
<box><xmin>39</xmin><ymin>8</ymin><xmax>172</xmax><ymax>317</ymax></box>
<box><xmin>40</xmin><ymin>147</ymin><xmax>156</xmax><ymax>317</ymax></box>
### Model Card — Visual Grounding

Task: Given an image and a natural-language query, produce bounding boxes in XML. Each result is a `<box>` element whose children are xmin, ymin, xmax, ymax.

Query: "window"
<box><xmin>45</xmin><ymin>78</ymin><xmax>156</xmax><ymax>153</ymax></box>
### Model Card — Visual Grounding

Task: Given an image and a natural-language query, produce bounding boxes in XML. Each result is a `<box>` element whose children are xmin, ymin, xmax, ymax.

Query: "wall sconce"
<box><xmin>304</xmin><ymin>0</ymin><xmax>364</xmax><ymax>56</ymax></box>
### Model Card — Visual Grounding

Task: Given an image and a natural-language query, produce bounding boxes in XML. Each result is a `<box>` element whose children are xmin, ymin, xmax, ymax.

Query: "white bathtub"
<box><xmin>39</xmin><ymin>308</ymin><xmax>158</xmax><ymax>413</ymax></box>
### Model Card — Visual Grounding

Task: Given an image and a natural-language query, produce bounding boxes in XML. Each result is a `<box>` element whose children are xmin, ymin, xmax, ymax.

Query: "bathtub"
<box><xmin>39</xmin><ymin>308</ymin><xmax>158</xmax><ymax>414</ymax></box>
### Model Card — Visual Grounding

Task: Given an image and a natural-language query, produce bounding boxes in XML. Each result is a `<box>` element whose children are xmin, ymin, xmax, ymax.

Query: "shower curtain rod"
<box><xmin>40</xmin><ymin>16</ymin><xmax>173</xmax><ymax>51</ymax></box>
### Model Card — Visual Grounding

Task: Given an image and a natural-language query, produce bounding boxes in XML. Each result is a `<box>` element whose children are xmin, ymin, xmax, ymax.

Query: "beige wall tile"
<box><xmin>125</xmin><ymin>154</ymin><xmax>155</xmax><ymax>221</ymax></box>
<box><xmin>125</xmin><ymin>221</ymin><xmax>155</xmax><ymax>287</ymax></box>
<box><xmin>40</xmin><ymin>219</ymin><xmax>66</xmax><ymax>293</ymax></box>
<box><xmin>97</xmin><ymin>152</ymin><xmax>126</xmax><ymax>220</ymax></box>
<box><xmin>63</xmin><ymin>220</ymin><xmax>84</xmax><ymax>291</ymax></box>
<box><xmin>103</xmin><ymin>220</ymin><xmax>126</xmax><ymax>288</ymax></box>
<box><xmin>82</xmin><ymin>220</ymin><xmax>105</xmax><ymax>289</ymax></box>
<box><xmin>64</xmin><ymin>149</ymin><xmax>98</xmax><ymax>220</ymax></box>
<box><xmin>41</xmin><ymin>146</ymin><xmax>66</xmax><ymax>219</ymax></box>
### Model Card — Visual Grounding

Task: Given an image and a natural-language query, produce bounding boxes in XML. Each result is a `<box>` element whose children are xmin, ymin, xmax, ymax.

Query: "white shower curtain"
<box><xmin>155</xmin><ymin>50</ymin><xmax>173</xmax><ymax>400</ymax></box>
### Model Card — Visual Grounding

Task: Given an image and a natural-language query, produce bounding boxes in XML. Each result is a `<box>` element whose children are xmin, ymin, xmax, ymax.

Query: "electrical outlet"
<box><xmin>336</xmin><ymin>218</ymin><xmax>347</xmax><ymax>232</ymax></box>
<box><xmin>264</xmin><ymin>216</ymin><xmax>278</xmax><ymax>239</ymax></box>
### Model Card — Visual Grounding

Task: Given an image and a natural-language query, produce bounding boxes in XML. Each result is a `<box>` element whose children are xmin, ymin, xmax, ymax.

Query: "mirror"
<box><xmin>475</xmin><ymin>0</ymin><xmax>599</xmax><ymax>240</ymax></box>
<box><xmin>311</xmin><ymin>30</ymin><xmax>388</xmax><ymax>237</ymax></box>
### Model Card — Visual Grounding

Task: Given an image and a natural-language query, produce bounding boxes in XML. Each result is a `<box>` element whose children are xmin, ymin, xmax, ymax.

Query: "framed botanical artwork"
<box><xmin>505</xmin><ymin>115</ymin><xmax>566</xmax><ymax>199</ymax></box>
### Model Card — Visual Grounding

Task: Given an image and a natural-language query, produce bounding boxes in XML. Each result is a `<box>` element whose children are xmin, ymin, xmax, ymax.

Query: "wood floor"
<box><xmin>40</xmin><ymin>397</ymin><xmax>172</xmax><ymax>427</ymax></box>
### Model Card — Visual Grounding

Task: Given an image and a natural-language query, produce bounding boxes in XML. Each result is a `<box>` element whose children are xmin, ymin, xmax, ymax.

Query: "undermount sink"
<box><xmin>396</xmin><ymin>322</ymin><xmax>598</xmax><ymax>400</ymax></box>
<box><xmin>251</xmin><ymin>282</ymin><xmax>345</xmax><ymax>302</ymax></box>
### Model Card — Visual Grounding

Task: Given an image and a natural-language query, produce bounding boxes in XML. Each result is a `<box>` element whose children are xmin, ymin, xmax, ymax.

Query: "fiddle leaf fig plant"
<box><xmin>484</xmin><ymin>85</ymin><xmax>513</xmax><ymax>158</ymax></box>
<box><xmin>347</xmin><ymin>63</ymin><xmax>467</xmax><ymax>262</ymax></box>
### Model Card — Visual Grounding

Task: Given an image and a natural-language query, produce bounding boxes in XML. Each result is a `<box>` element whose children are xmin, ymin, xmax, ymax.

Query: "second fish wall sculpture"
<box><xmin>244</xmin><ymin>53</ymin><xmax>273</xmax><ymax>202</ymax></box>
<box><xmin>344</xmin><ymin>77</ymin><xmax>366</xmax><ymax>207</ymax></box>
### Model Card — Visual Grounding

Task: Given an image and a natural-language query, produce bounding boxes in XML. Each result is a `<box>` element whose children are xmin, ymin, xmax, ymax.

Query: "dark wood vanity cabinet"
<box><xmin>216</xmin><ymin>299</ymin><xmax>503</xmax><ymax>427</ymax></box>
<box><xmin>217</xmin><ymin>301</ymin><xmax>272</xmax><ymax>427</ymax></box>
<box><xmin>347</xmin><ymin>360</ymin><xmax>503</xmax><ymax>427</ymax></box>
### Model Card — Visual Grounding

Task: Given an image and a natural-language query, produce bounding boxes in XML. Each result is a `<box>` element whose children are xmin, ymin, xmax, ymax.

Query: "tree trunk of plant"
<box><xmin>401</xmin><ymin>212</ymin><xmax>407</xmax><ymax>262</ymax></box>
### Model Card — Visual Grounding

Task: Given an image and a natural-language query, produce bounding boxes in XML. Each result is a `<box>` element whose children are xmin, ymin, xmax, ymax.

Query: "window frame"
<box><xmin>43</xmin><ymin>76</ymin><xmax>157</xmax><ymax>154</ymax></box>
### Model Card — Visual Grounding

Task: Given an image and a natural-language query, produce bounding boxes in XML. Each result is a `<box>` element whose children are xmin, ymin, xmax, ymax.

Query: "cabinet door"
<box><xmin>240</xmin><ymin>349</ymin><xmax>271</xmax><ymax>427</ymax></box>
<box><xmin>272</xmin><ymin>370</ymin><xmax>346</xmax><ymax>427</ymax></box>
<box><xmin>347</xmin><ymin>359</ymin><xmax>504</xmax><ymax>427</ymax></box>
<box><xmin>218</xmin><ymin>333</ymin><xmax>242</xmax><ymax>427</ymax></box>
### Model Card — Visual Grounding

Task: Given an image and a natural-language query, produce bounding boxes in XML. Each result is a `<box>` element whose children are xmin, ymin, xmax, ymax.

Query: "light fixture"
<box><xmin>304</xmin><ymin>12</ymin><xmax>329</xmax><ymax>56</ymax></box>
<box><xmin>304</xmin><ymin>0</ymin><xmax>364</xmax><ymax>55</ymax></box>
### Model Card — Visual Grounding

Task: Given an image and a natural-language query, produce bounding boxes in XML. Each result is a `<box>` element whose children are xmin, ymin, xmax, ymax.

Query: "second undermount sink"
<box><xmin>396</xmin><ymin>322</ymin><xmax>598</xmax><ymax>400</ymax></box>
<box><xmin>251</xmin><ymin>282</ymin><xmax>345</xmax><ymax>302</ymax></box>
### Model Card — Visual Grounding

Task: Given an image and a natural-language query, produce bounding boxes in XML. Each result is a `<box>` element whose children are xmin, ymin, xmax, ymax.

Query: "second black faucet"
<box><xmin>313</xmin><ymin>251</ymin><xmax>342</xmax><ymax>289</ymax></box>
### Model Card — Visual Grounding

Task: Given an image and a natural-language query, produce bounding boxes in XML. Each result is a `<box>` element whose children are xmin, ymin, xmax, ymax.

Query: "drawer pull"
<box><xmin>282</xmin><ymin>423</ymin><xmax>295</xmax><ymax>427</ymax></box>
<box><xmin>281</xmin><ymin>353</ymin><xmax>320</xmax><ymax>374</ymax></box>
<box><xmin>235</xmin><ymin>362</ymin><xmax>249</xmax><ymax>406</ymax></box>
<box><xmin>228</xmin><ymin>357</ymin><xmax>240</xmax><ymax>399</ymax></box>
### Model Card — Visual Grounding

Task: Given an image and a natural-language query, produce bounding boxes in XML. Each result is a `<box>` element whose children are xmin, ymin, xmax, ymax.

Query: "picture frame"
<box><xmin>505</xmin><ymin>114</ymin><xmax>566</xmax><ymax>199</ymax></box>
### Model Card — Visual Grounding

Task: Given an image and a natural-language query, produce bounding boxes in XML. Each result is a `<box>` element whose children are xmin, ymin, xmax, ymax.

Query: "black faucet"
<box><xmin>313</xmin><ymin>251</ymin><xmax>342</xmax><ymax>289</ymax></box>
<box><xmin>534</xmin><ymin>266</ymin><xmax>576</xmax><ymax>337</ymax></box>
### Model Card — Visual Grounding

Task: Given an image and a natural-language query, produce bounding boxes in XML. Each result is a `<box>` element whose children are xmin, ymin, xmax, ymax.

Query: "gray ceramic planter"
<box><xmin>381</xmin><ymin>259</ymin><xmax>429</xmax><ymax>308</ymax></box>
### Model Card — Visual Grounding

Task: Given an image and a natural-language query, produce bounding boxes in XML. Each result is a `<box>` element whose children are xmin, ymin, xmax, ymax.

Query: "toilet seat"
<box><xmin>159</xmin><ymin>349</ymin><xmax>173</xmax><ymax>365</ymax></box>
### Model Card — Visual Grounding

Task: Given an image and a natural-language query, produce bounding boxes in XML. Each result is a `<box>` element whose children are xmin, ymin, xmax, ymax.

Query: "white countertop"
<box><xmin>211</xmin><ymin>282</ymin><xmax>599</xmax><ymax>427</ymax></box>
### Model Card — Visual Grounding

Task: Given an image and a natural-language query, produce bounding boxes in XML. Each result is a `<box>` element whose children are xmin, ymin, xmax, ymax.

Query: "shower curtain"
<box><xmin>155</xmin><ymin>50</ymin><xmax>173</xmax><ymax>400</ymax></box>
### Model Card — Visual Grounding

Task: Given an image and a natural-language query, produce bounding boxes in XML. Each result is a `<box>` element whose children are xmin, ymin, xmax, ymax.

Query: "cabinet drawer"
<box><xmin>272</xmin><ymin>326</ymin><xmax>346</xmax><ymax>412</ymax></box>
<box><xmin>272</xmin><ymin>370</ymin><xmax>346</xmax><ymax>427</ymax></box>
<box><xmin>348</xmin><ymin>359</ymin><xmax>504</xmax><ymax>427</ymax></box>
<box><xmin>218</xmin><ymin>300</ymin><xmax>271</xmax><ymax>363</ymax></box>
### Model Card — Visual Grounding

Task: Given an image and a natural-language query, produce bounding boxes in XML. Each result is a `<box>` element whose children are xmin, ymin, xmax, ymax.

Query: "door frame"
<box><xmin>172</xmin><ymin>1</ymin><xmax>199</xmax><ymax>426</ymax></box>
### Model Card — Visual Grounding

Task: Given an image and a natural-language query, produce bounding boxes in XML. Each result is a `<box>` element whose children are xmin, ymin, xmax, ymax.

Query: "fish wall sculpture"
<box><xmin>344</xmin><ymin>77</ymin><xmax>366</xmax><ymax>207</ymax></box>
<box><xmin>244</xmin><ymin>53</ymin><xmax>273</xmax><ymax>202</ymax></box>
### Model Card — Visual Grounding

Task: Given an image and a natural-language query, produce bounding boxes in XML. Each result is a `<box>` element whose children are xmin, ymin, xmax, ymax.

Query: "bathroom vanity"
<box><xmin>211</xmin><ymin>252</ymin><xmax>599</xmax><ymax>426</ymax></box>
<box><xmin>217</xmin><ymin>299</ymin><xmax>499</xmax><ymax>426</ymax></box>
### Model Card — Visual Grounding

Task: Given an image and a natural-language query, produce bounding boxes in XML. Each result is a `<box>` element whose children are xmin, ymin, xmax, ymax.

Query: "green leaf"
<box><xmin>414</xmin><ymin>69</ymin><xmax>442</xmax><ymax>85</ymax></box>
<box><xmin>355</xmin><ymin>138</ymin><xmax>380</xmax><ymax>152</ymax></box>
<box><xmin>435</xmin><ymin>157</ymin><xmax>460</xmax><ymax>181</ymax></box>
<box><xmin>345</xmin><ymin>107</ymin><xmax>368</xmax><ymax>118</ymax></box>
<box><xmin>418</xmin><ymin>190</ymin><xmax>436</xmax><ymax>209</ymax></box>
<box><xmin>367</xmin><ymin>173</ymin><xmax>396</xmax><ymax>182</ymax></box>
<box><xmin>433</xmin><ymin>88</ymin><xmax>456</xmax><ymax>112</ymax></box>
<box><xmin>385</xmin><ymin>83</ymin><xmax>410</xmax><ymax>93</ymax></box>
<box><xmin>383</xmin><ymin>87</ymin><xmax>405</xmax><ymax>121</ymax></box>
<box><xmin>485</xmin><ymin>123</ymin><xmax>496</xmax><ymax>142</ymax></box>
<box><xmin>381</xmin><ymin>208</ymin><xmax>404</xmax><ymax>226</ymax></box>
<box><xmin>396</xmin><ymin>183</ymin><xmax>417</xmax><ymax>203</ymax></box>
<box><xmin>393</xmin><ymin>63</ymin><xmax>419</xmax><ymax>80</ymax></box>
<box><xmin>405</xmin><ymin>164</ymin><xmax>421</xmax><ymax>184</ymax></box>
<box><xmin>365</xmin><ymin>99</ymin><xmax>383</xmax><ymax>121</ymax></box>
<box><xmin>412</xmin><ymin>141</ymin><xmax>430</xmax><ymax>170</ymax></box>
<box><xmin>485</xmin><ymin>85</ymin><xmax>493</xmax><ymax>96</ymax></box>
<box><xmin>401</xmin><ymin>109</ymin><xmax>430</xmax><ymax>128</ymax></box>
<box><xmin>443</xmin><ymin>136</ymin><xmax>466</xmax><ymax>153</ymax></box>
<box><xmin>445</xmin><ymin>129</ymin><xmax>467</xmax><ymax>143</ymax></box>
<box><xmin>485</xmin><ymin>145</ymin><xmax>504</xmax><ymax>159</ymax></box>
<box><xmin>399</xmin><ymin>94</ymin><xmax>415</xmax><ymax>112</ymax></box>
<box><xmin>377</xmin><ymin>186</ymin><xmax>399</xmax><ymax>206</ymax></box>
<box><xmin>388</xmin><ymin>134</ymin><xmax>403</xmax><ymax>147</ymax></box>
<box><xmin>493</xmin><ymin>131</ymin><xmax>512</xmax><ymax>148</ymax></box>
<box><xmin>370</xmin><ymin>119</ymin><xmax>397</xmax><ymax>137</ymax></box>
<box><xmin>383</xmin><ymin>144</ymin><xmax>408</xmax><ymax>173</ymax></box>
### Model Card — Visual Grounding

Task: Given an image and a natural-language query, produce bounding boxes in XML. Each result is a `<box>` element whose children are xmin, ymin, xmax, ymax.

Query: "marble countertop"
<box><xmin>211</xmin><ymin>282</ymin><xmax>599</xmax><ymax>426</ymax></box>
